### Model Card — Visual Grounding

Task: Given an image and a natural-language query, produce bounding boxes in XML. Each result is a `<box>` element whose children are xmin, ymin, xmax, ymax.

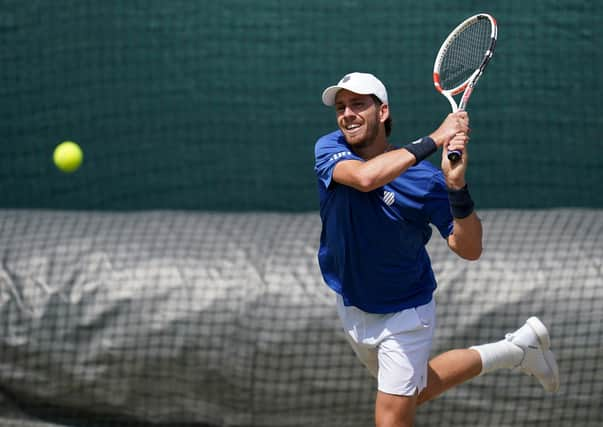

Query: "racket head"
<box><xmin>433</xmin><ymin>13</ymin><xmax>497</xmax><ymax>106</ymax></box>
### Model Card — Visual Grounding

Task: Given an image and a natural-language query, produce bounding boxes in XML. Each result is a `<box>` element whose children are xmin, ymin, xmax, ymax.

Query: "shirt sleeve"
<box><xmin>424</xmin><ymin>171</ymin><xmax>454</xmax><ymax>238</ymax></box>
<box><xmin>314</xmin><ymin>131</ymin><xmax>362</xmax><ymax>189</ymax></box>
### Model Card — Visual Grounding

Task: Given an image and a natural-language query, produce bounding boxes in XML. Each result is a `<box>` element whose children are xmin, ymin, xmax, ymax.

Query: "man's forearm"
<box><xmin>449</xmin><ymin>212</ymin><xmax>483</xmax><ymax>260</ymax></box>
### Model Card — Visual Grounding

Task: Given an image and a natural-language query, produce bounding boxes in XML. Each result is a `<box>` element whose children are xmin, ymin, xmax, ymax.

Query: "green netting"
<box><xmin>0</xmin><ymin>1</ymin><xmax>601</xmax><ymax>210</ymax></box>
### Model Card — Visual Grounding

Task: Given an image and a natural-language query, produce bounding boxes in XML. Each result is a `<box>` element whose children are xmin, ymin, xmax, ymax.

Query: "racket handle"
<box><xmin>448</xmin><ymin>150</ymin><xmax>462</xmax><ymax>162</ymax></box>
<box><xmin>449</xmin><ymin>106</ymin><xmax>466</xmax><ymax>162</ymax></box>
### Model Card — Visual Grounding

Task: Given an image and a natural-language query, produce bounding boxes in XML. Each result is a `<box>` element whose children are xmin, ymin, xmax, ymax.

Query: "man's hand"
<box><xmin>441</xmin><ymin>132</ymin><xmax>470</xmax><ymax>189</ymax></box>
<box><xmin>429</xmin><ymin>111</ymin><xmax>471</xmax><ymax>189</ymax></box>
<box><xmin>429</xmin><ymin>111</ymin><xmax>469</xmax><ymax>148</ymax></box>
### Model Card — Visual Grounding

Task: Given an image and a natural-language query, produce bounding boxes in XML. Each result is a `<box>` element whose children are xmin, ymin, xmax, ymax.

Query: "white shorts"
<box><xmin>336</xmin><ymin>295</ymin><xmax>436</xmax><ymax>396</ymax></box>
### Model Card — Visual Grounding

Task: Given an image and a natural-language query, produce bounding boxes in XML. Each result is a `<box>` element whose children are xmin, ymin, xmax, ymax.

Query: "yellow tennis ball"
<box><xmin>53</xmin><ymin>141</ymin><xmax>83</xmax><ymax>173</ymax></box>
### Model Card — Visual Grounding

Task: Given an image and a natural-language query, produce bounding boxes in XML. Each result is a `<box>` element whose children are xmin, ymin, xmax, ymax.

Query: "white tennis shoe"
<box><xmin>507</xmin><ymin>316</ymin><xmax>560</xmax><ymax>392</ymax></box>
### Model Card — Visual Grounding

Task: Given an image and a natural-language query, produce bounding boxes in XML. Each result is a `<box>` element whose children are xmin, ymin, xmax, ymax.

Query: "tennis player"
<box><xmin>314</xmin><ymin>72</ymin><xmax>559</xmax><ymax>427</ymax></box>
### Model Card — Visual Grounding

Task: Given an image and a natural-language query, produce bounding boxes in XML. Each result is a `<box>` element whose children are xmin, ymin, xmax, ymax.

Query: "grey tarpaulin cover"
<box><xmin>0</xmin><ymin>210</ymin><xmax>601</xmax><ymax>426</ymax></box>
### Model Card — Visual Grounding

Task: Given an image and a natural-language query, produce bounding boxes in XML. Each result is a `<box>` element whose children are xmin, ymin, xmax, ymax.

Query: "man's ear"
<box><xmin>379</xmin><ymin>103</ymin><xmax>390</xmax><ymax>123</ymax></box>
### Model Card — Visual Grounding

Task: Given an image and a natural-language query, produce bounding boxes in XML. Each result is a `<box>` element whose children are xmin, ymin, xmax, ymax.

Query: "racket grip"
<box><xmin>448</xmin><ymin>150</ymin><xmax>462</xmax><ymax>162</ymax></box>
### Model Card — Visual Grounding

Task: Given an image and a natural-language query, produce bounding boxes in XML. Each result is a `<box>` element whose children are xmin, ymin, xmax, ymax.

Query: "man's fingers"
<box><xmin>448</xmin><ymin>133</ymin><xmax>470</xmax><ymax>152</ymax></box>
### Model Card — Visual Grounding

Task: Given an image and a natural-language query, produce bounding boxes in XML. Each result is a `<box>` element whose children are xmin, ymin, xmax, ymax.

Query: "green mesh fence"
<box><xmin>0</xmin><ymin>0</ymin><xmax>601</xmax><ymax>210</ymax></box>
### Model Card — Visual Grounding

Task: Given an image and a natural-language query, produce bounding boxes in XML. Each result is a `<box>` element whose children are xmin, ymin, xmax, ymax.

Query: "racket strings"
<box><xmin>440</xmin><ymin>20</ymin><xmax>492</xmax><ymax>90</ymax></box>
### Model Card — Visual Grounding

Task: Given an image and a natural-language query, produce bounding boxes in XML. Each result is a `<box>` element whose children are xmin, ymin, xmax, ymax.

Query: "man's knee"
<box><xmin>375</xmin><ymin>390</ymin><xmax>417</xmax><ymax>427</ymax></box>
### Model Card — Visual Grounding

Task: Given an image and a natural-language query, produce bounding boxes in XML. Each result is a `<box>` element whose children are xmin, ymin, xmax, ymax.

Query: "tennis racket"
<box><xmin>433</xmin><ymin>13</ymin><xmax>498</xmax><ymax>162</ymax></box>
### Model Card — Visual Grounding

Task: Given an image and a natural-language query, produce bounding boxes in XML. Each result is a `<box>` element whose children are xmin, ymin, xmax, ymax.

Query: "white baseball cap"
<box><xmin>322</xmin><ymin>72</ymin><xmax>388</xmax><ymax>106</ymax></box>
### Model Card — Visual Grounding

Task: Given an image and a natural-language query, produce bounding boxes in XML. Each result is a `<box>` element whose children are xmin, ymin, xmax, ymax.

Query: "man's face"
<box><xmin>334</xmin><ymin>90</ymin><xmax>387</xmax><ymax>148</ymax></box>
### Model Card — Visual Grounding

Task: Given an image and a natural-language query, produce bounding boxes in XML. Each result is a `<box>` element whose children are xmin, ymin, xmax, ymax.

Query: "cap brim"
<box><xmin>321</xmin><ymin>85</ymin><xmax>342</xmax><ymax>106</ymax></box>
<box><xmin>322</xmin><ymin>84</ymin><xmax>382</xmax><ymax>106</ymax></box>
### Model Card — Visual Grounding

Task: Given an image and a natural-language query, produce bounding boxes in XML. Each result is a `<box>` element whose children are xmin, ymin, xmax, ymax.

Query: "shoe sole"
<box><xmin>526</xmin><ymin>316</ymin><xmax>560</xmax><ymax>392</ymax></box>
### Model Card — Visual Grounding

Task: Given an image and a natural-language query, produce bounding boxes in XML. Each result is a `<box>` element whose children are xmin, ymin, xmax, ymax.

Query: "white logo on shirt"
<box><xmin>330</xmin><ymin>151</ymin><xmax>351</xmax><ymax>161</ymax></box>
<box><xmin>382</xmin><ymin>190</ymin><xmax>395</xmax><ymax>206</ymax></box>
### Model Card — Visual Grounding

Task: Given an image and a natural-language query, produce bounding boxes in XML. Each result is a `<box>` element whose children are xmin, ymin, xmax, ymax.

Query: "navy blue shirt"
<box><xmin>314</xmin><ymin>130</ymin><xmax>454</xmax><ymax>314</ymax></box>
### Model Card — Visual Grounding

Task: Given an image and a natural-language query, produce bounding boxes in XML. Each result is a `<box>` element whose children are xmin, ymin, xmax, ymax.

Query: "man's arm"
<box><xmin>447</xmin><ymin>212</ymin><xmax>483</xmax><ymax>260</ymax></box>
<box><xmin>441</xmin><ymin>132</ymin><xmax>483</xmax><ymax>260</ymax></box>
<box><xmin>332</xmin><ymin>150</ymin><xmax>417</xmax><ymax>192</ymax></box>
<box><xmin>333</xmin><ymin>112</ymin><xmax>469</xmax><ymax>192</ymax></box>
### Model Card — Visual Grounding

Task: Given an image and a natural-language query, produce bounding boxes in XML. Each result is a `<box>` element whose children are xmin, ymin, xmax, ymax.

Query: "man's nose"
<box><xmin>342</xmin><ymin>105</ymin><xmax>356</xmax><ymax>117</ymax></box>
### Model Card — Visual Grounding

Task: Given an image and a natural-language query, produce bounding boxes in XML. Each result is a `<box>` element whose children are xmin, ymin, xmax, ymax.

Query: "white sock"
<box><xmin>470</xmin><ymin>339</ymin><xmax>524</xmax><ymax>375</ymax></box>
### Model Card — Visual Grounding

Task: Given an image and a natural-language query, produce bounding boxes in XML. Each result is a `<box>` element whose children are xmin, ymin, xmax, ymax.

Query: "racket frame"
<box><xmin>433</xmin><ymin>13</ymin><xmax>497</xmax><ymax>160</ymax></box>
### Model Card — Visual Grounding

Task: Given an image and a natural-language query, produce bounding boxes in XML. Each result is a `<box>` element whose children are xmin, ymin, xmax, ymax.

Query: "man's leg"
<box><xmin>417</xmin><ymin>316</ymin><xmax>560</xmax><ymax>406</ymax></box>
<box><xmin>340</xmin><ymin>290</ymin><xmax>560</xmax><ymax>425</ymax></box>
<box><xmin>418</xmin><ymin>348</ymin><xmax>482</xmax><ymax>405</ymax></box>
<box><xmin>372</xmin><ymin>349</ymin><xmax>482</xmax><ymax>426</ymax></box>
<box><xmin>372</xmin><ymin>304</ymin><xmax>436</xmax><ymax>427</ymax></box>
<box><xmin>375</xmin><ymin>392</ymin><xmax>417</xmax><ymax>427</ymax></box>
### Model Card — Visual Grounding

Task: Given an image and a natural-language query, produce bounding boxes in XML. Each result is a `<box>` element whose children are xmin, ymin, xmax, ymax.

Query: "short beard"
<box><xmin>344</xmin><ymin>111</ymin><xmax>380</xmax><ymax>149</ymax></box>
